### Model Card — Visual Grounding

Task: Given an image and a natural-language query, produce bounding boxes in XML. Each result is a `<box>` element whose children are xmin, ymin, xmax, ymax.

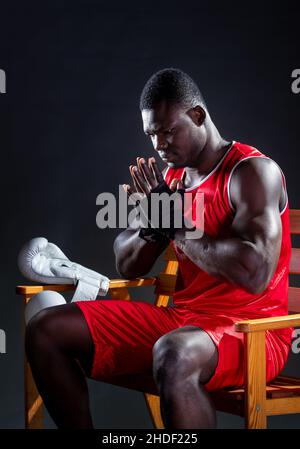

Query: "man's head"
<box><xmin>140</xmin><ymin>68</ymin><xmax>209</xmax><ymax>168</ymax></box>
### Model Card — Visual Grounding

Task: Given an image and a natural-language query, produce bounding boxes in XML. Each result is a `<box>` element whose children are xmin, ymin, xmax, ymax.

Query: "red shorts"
<box><xmin>76</xmin><ymin>299</ymin><xmax>291</xmax><ymax>394</ymax></box>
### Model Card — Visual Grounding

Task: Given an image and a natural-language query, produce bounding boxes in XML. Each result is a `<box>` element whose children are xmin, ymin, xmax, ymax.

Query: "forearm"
<box><xmin>173</xmin><ymin>230</ymin><xmax>268</xmax><ymax>294</ymax></box>
<box><xmin>113</xmin><ymin>228</ymin><xmax>169</xmax><ymax>279</ymax></box>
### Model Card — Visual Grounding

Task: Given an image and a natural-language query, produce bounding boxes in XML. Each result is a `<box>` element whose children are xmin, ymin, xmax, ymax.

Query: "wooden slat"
<box><xmin>16</xmin><ymin>277</ymin><xmax>157</xmax><ymax>296</ymax></box>
<box><xmin>217</xmin><ymin>376</ymin><xmax>300</xmax><ymax>395</ymax></box>
<box><xmin>109</xmin><ymin>287</ymin><xmax>131</xmax><ymax>300</ymax></box>
<box><xmin>109</xmin><ymin>278</ymin><xmax>157</xmax><ymax>288</ymax></box>
<box><xmin>154</xmin><ymin>255</ymin><xmax>179</xmax><ymax>307</ymax></box>
<box><xmin>211</xmin><ymin>375</ymin><xmax>300</xmax><ymax>417</ymax></box>
<box><xmin>155</xmin><ymin>273</ymin><xmax>178</xmax><ymax>296</ymax></box>
<box><xmin>23</xmin><ymin>294</ymin><xmax>44</xmax><ymax>429</ymax></box>
<box><xmin>290</xmin><ymin>248</ymin><xmax>300</xmax><ymax>274</ymax></box>
<box><xmin>235</xmin><ymin>313</ymin><xmax>300</xmax><ymax>333</ymax></box>
<box><xmin>266</xmin><ymin>375</ymin><xmax>300</xmax><ymax>398</ymax></box>
<box><xmin>290</xmin><ymin>209</ymin><xmax>300</xmax><ymax>235</ymax></box>
<box><xmin>28</xmin><ymin>395</ymin><xmax>43</xmax><ymax>424</ymax></box>
<box><xmin>267</xmin><ymin>389</ymin><xmax>300</xmax><ymax>398</ymax></box>
<box><xmin>23</xmin><ymin>294</ymin><xmax>39</xmax><ymax>428</ymax></box>
<box><xmin>16</xmin><ymin>284</ymin><xmax>75</xmax><ymax>295</ymax></box>
<box><xmin>164</xmin><ymin>245</ymin><xmax>177</xmax><ymax>261</ymax></box>
<box><xmin>274</xmin><ymin>374</ymin><xmax>300</xmax><ymax>386</ymax></box>
<box><xmin>244</xmin><ymin>331</ymin><xmax>267</xmax><ymax>428</ymax></box>
<box><xmin>155</xmin><ymin>294</ymin><xmax>171</xmax><ymax>308</ymax></box>
<box><xmin>24</xmin><ymin>359</ymin><xmax>44</xmax><ymax>428</ymax></box>
<box><xmin>144</xmin><ymin>394</ymin><xmax>164</xmax><ymax>428</ymax></box>
<box><xmin>288</xmin><ymin>287</ymin><xmax>300</xmax><ymax>313</ymax></box>
<box><xmin>266</xmin><ymin>397</ymin><xmax>300</xmax><ymax>415</ymax></box>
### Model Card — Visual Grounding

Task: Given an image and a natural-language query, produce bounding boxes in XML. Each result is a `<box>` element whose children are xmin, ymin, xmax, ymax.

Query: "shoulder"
<box><xmin>229</xmin><ymin>156</ymin><xmax>283</xmax><ymax>212</ymax></box>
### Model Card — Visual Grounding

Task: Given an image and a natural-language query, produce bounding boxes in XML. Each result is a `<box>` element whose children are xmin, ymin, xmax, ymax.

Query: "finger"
<box><xmin>122</xmin><ymin>184</ymin><xmax>135</xmax><ymax>197</ymax></box>
<box><xmin>177</xmin><ymin>180</ymin><xmax>184</xmax><ymax>190</ymax></box>
<box><xmin>123</xmin><ymin>184</ymin><xmax>145</xmax><ymax>211</ymax></box>
<box><xmin>137</xmin><ymin>157</ymin><xmax>156</xmax><ymax>189</ymax></box>
<box><xmin>177</xmin><ymin>180</ymin><xmax>185</xmax><ymax>197</ymax></box>
<box><xmin>132</xmin><ymin>165</ymin><xmax>149</xmax><ymax>193</ymax></box>
<box><xmin>148</xmin><ymin>157</ymin><xmax>164</xmax><ymax>184</ymax></box>
<box><xmin>130</xmin><ymin>165</ymin><xmax>149</xmax><ymax>194</ymax></box>
<box><xmin>129</xmin><ymin>165</ymin><xmax>143</xmax><ymax>193</ymax></box>
<box><xmin>176</xmin><ymin>180</ymin><xmax>185</xmax><ymax>201</ymax></box>
<box><xmin>170</xmin><ymin>178</ymin><xmax>179</xmax><ymax>191</ymax></box>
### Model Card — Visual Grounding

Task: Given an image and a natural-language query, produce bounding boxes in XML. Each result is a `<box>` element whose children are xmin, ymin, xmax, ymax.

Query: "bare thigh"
<box><xmin>26</xmin><ymin>303</ymin><xmax>95</xmax><ymax>376</ymax></box>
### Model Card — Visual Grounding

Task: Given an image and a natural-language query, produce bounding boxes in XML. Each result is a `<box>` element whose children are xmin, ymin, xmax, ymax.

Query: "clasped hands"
<box><xmin>122</xmin><ymin>156</ymin><xmax>186</xmax><ymax>242</ymax></box>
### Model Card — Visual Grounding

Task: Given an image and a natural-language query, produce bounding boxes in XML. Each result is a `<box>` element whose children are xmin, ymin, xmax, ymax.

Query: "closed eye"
<box><xmin>144</xmin><ymin>128</ymin><xmax>175</xmax><ymax>137</ymax></box>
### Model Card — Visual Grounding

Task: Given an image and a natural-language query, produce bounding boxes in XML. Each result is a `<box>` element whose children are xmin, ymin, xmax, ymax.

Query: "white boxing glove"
<box><xmin>18</xmin><ymin>237</ymin><xmax>110</xmax><ymax>302</ymax></box>
<box><xmin>25</xmin><ymin>291</ymin><xmax>67</xmax><ymax>325</ymax></box>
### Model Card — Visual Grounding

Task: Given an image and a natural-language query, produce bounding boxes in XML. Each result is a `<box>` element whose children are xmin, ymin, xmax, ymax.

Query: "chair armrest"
<box><xmin>16</xmin><ymin>277</ymin><xmax>157</xmax><ymax>296</ymax></box>
<box><xmin>235</xmin><ymin>314</ymin><xmax>300</xmax><ymax>333</ymax></box>
<box><xmin>109</xmin><ymin>277</ymin><xmax>157</xmax><ymax>288</ymax></box>
<box><xmin>16</xmin><ymin>284</ymin><xmax>75</xmax><ymax>295</ymax></box>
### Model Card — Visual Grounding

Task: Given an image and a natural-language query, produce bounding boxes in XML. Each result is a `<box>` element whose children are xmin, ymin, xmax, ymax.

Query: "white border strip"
<box><xmin>182</xmin><ymin>141</ymin><xmax>236</xmax><ymax>192</ymax></box>
<box><xmin>163</xmin><ymin>166</ymin><xmax>169</xmax><ymax>181</ymax></box>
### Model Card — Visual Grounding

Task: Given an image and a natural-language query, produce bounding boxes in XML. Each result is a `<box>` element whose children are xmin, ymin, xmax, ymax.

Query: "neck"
<box><xmin>184</xmin><ymin>122</ymin><xmax>231</xmax><ymax>186</ymax></box>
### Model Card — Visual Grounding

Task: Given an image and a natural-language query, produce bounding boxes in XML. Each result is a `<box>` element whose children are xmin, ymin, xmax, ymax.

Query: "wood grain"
<box><xmin>244</xmin><ymin>331</ymin><xmax>267</xmax><ymax>428</ymax></box>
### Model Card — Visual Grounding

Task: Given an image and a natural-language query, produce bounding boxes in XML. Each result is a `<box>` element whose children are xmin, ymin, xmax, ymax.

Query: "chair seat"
<box><xmin>211</xmin><ymin>375</ymin><xmax>300</xmax><ymax>417</ymax></box>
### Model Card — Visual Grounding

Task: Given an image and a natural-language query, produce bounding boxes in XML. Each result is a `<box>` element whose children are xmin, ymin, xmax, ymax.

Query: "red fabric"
<box><xmin>76</xmin><ymin>141</ymin><xmax>292</xmax><ymax>392</ymax></box>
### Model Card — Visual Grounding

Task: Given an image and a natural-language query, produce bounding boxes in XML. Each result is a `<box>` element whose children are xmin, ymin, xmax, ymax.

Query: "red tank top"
<box><xmin>164</xmin><ymin>141</ymin><xmax>291</xmax><ymax>319</ymax></box>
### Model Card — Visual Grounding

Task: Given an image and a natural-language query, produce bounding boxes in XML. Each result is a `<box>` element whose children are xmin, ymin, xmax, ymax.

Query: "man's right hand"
<box><xmin>123</xmin><ymin>157</ymin><xmax>184</xmax><ymax>242</ymax></box>
<box><xmin>113</xmin><ymin>158</ymin><xmax>175</xmax><ymax>277</ymax></box>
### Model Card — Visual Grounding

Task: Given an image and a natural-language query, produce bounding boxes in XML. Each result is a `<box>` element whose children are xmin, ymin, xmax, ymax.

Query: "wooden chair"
<box><xmin>16</xmin><ymin>209</ymin><xmax>300</xmax><ymax>429</ymax></box>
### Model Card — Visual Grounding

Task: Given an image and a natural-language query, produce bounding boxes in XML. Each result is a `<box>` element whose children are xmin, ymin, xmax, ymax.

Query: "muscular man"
<box><xmin>25</xmin><ymin>68</ymin><xmax>292</xmax><ymax>429</ymax></box>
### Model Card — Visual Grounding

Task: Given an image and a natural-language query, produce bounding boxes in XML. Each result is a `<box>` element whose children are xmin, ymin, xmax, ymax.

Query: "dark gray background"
<box><xmin>0</xmin><ymin>0</ymin><xmax>299</xmax><ymax>429</ymax></box>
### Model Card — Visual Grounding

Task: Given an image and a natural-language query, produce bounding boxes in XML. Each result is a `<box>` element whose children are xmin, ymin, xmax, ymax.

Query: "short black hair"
<box><xmin>139</xmin><ymin>68</ymin><xmax>206</xmax><ymax>111</ymax></box>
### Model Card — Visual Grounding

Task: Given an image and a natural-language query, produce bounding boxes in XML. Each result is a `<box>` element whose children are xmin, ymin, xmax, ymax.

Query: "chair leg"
<box><xmin>23</xmin><ymin>294</ymin><xmax>44</xmax><ymax>429</ymax></box>
<box><xmin>143</xmin><ymin>393</ymin><xmax>164</xmax><ymax>428</ymax></box>
<box><xmin>24</xmin><ymin>355</ymin><xmax>44</xmax><ymax>428</ymax></box>
<box><xmin>244</xmin><ymin>331</ymin><xmax>267</xmax><ymax>429</ymax></box>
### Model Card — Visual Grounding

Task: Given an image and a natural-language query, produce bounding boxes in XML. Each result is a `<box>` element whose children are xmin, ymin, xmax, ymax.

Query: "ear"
<box><xmin>187</xmin><ymin>105</ymin><xmax>206</xmax><ymax>126</ymax></box>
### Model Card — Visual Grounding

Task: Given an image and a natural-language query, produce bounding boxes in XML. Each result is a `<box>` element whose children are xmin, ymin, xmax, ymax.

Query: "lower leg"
<box><xmin>25</xmin><ymin>304</ymin><xmax>94</xmax><ymax>429</ymax></box>
<box><xmin>159</xmin><ymin>374</ymin><xmax>216</xmax><ymax>428</ymax></box>
<box><xmin>153</xmin><ymin>326</ymin><xmax>218</xmax><ymax>429</ymax></box>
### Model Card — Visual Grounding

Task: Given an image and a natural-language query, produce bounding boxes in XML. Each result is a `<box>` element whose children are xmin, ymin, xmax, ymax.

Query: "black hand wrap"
<box><xmin>137</xmin><ymin>181</ymin><xmax>185</xmax><ymax>243</ymax></box>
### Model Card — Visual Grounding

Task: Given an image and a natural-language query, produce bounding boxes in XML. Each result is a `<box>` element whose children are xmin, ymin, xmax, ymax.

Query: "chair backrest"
<box><xmin>154</xmin><ymin>245</ymin><xmax>179</xmax><ymax>307</ymax></box>
<box><xmin>155</xmin><ymin>209</ymin><xmax>300</xmax><ymax>313</ymax></box>
<box><xmin>288</xmin><ymin>209</ymin><xmax>300</xmax><ymax>313</ymax></box>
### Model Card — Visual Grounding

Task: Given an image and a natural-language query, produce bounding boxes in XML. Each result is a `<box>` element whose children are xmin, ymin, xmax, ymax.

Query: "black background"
<box><xmin>0</xmin><ymin>0</ymin><xmax>299</xmax><ymax>428</ymax></box>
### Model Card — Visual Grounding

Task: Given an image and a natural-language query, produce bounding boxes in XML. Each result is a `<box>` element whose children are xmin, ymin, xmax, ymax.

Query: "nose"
<box><xmin>153</xmin><ymin>134</ymin><xmax>168</xmax><ymax>152</ymax></box>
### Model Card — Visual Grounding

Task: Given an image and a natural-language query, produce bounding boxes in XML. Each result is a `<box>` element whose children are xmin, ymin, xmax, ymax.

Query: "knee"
<box><xmin>152</xmin><ymin>333</ymin><xmax>194</xmax><ymax>384</ymax></box>
<box><xmin>25</xmin><ymin>307</ymin><xmax>61</xmax><ymax>355</ymax></box>
<box><xmin>152</xmin><ymin>329</ymin><xmax>218</xmax><ymax>386</ymax></box>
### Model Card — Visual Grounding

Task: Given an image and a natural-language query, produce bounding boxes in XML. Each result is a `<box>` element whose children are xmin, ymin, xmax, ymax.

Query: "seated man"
<box><xmin>25</xmin><ymin>68</ymin><xmax>292</xmax><ymax>429</ymax></box>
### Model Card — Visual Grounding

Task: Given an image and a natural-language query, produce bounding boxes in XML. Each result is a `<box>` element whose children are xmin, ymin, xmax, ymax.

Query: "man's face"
<box><xmin>141</xmin><ymin>101</ymin><xmax>206</xmax><ymax>168</ymax></box>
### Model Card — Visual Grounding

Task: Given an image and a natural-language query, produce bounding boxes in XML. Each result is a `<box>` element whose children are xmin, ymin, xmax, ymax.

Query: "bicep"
<box><xmin>229</xmin><ymin>157</ymin><xmax>283</xmax><ymax>276</ymax></box>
